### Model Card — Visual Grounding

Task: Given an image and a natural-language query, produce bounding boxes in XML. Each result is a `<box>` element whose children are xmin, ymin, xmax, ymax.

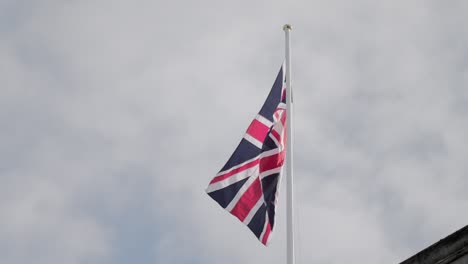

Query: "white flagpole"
<box><xmin>283</xmin><ymin>24</ymin><xmax>295</xmax><ymax>264</ymax></box>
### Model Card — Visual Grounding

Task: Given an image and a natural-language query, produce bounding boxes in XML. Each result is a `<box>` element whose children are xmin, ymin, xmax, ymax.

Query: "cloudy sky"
<box><xmin>1</xmin><ymin>0</ymin><xmax>468</xmax><ymax>263</ymax></box>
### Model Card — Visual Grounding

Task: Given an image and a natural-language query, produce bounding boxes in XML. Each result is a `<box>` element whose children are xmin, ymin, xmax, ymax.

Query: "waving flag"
<box><xmin>206</xmin><ymin>65</ymin><xmax>286</xmax><ymax>245</ymax></box>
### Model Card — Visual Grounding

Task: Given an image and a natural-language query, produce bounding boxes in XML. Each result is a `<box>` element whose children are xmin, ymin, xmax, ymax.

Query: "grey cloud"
<box><xmin>1</xmin><ymin>1</ymin><xmax>468</xmax><ymax>264</ymax></box>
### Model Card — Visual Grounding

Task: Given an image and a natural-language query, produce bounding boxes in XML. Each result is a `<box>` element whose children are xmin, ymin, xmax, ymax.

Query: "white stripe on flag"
<box><xmin>213</xmin><ymin>148</ymin><xmax>280</xmax><ymax>178</ymax></box>
<box><xmin>260</xmin><ymin>212</ymin><xmax>269</xmax><ymax>243</ymax></box>
<box><xmin>243</xmin><ymin>196</ymin><xmax>265</xmax><ymax>225</ymax></box>
<box><xmin>225</xmin><ymin>169</ymin><xmax>259</xmax><ymax>212</ymax></box>
<box><xmin>206</xmin><ymin>164</ymin><xmax>259</xmax><ymax>193</ymax></box>
<box><xmin>244</xmin><ymin>134</ymin><xmax>263</xmax><ymax>149</ymax></box>
<box><xmin>269</xmin><ymin>132</ymin><xmax>281</xmax><ymax>150</ymax></box>
<box><xmin>259</xmin><ymin>166</ymin><xmax>282</xmax><ymax>180</ymax></box>
<box><xmin>207</xmin><ymin>148</ymin><xmax>281</xmax><ymax>193</ymax></box>
<box><xmin>277</xmin><ymin>102</ymin><xmax>286</xmax><ymax>110</ymax></box>
<box><xmin>255</xmin><ymin>114</ymin><xmax>273</xmax><ymax>127</ymax></box>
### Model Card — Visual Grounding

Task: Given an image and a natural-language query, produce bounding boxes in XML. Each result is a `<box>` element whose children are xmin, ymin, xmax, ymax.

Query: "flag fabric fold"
<box><xmin>206</xmin><ymin>65</ymin><xmax>287</xmax><ymax>246</ymax></box>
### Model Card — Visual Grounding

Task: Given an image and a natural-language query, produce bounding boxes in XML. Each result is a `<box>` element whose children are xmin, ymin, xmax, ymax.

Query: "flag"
<box><xmin>206</xmin><ymin>65</ymin><xmax>287</xmax><ymax>245</ymax></box>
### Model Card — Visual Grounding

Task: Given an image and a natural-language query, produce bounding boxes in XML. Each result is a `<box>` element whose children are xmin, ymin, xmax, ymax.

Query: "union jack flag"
<box><xmin>206</xmin><ymin>65</ymin><xmax>286</xmax><ymax>245</ymax></box>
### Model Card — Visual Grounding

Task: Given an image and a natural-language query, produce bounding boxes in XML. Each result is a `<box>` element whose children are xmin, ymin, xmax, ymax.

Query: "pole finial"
<box><xmin>283</xmin><ymin>24</ymin><xmax>292</xmax><ymax>31</ymax></box>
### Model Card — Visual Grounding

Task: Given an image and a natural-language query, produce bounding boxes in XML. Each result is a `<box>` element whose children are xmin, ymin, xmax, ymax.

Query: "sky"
<box><xmin>1</xmin><ymin>0</ymin><xmax>468</xmax><ymax>263</ymax></box>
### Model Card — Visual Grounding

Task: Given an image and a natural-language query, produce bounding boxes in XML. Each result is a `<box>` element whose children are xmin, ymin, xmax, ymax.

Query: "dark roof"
<box><xmin>400</xmin><ymin>225</ymin><xmax>468</xmax><ymax>264</ymax></box>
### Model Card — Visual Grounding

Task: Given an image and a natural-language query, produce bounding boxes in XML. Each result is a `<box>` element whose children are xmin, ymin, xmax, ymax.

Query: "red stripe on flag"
<box><xmin>271</xmin><ymin>129</ymin><xmax>281</xmax><ymax>143</ymax></box>
<box><xmin>273</xmin><ymin>112</ymin><xmax>279</xmax><ymax>121</ymax></box>
<box><xmin>230</xmin><ymin>178</ymin><xmax>262</xmax><ymax>222</ymax></box>
<box><xmin>262</xmin><ymin>222</ymin><xmax>272</xmax><ymax>245</ymax></box>
<box><xmin>210</xmin><ymin>159</ymin><xmax>259</xmax><ymax>184</ymax></box>
<box><xmin>259</xmin><ymin>151</ymin><xmax>285</xmax><ymax>173</ymax></box>
<box><xmin>280</xmin><ymin>111</ymin><xmax>286</xmax><ymax>126</ymax></box>
<box><xmin>246</xmin><ymin>119</ymin><xmax>270</xmax><ymax>143</ymax></box>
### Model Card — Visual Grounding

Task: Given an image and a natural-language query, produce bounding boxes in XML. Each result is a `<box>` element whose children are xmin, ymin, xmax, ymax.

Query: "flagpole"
<box><xmin>283</xmin><ymin>24</ymin><xmax>295</xmax><ymax>264</ymax></box>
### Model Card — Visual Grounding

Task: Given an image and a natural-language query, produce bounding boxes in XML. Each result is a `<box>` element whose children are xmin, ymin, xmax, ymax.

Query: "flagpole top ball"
<box><xmin>283</xmin><ymin>24</ymin><xmax>292</xmax><ymax>31</ymax></box>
